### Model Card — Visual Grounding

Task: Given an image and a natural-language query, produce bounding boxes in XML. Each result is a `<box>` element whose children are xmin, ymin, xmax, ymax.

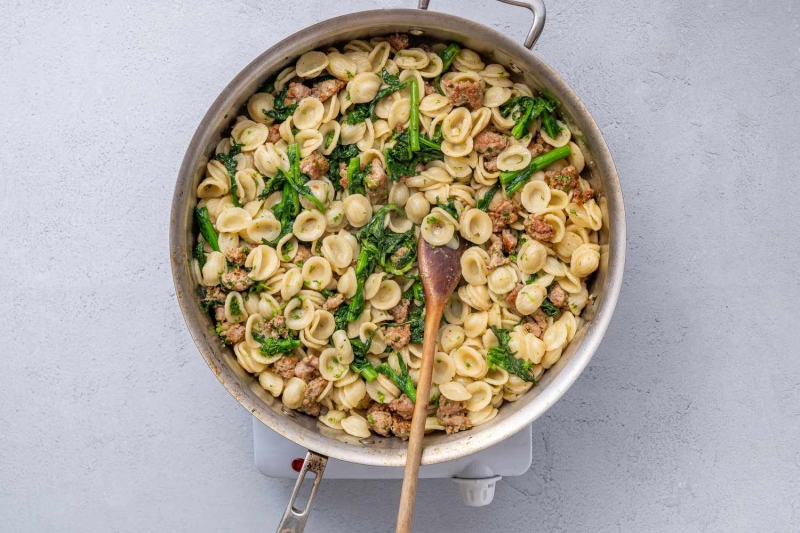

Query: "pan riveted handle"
<box><xmin>275</xmin><ymin>451</ymin><xmax>328</xmax><ymax>533</ymax></box>
<box><xmin>418</xmin><ymin>0</ymin><xmax>546</xmax><ymax>49</ymax></box>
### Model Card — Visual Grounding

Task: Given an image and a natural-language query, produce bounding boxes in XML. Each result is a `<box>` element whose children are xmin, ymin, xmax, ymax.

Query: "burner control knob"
<box><xmin>452</xmin><ymin>475</ymin><xmax>503</xmax><ymax>506</ymax></box>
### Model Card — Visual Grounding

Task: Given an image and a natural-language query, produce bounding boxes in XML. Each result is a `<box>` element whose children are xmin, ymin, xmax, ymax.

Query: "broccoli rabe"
<box><xmin>349</xmin><ymin>335</ymin><xmax>378</xmax><ymax>381</ymax></box>
<box><xmin>385</xmin><ymin>131</ymin><xmax>443</xmax><ymax>182</ymax></box>
<box><xmin>500</xmin><ymin>95</ymin><xmax>560</xmax><ymax>140</ymax></box>
<box><xmin>195</xmin><ymin>206</ymin><xmax>220</xmax><ymax>252</ymax></box>
<box><xmin>213</xmin><ymin>140</ymin><xmax>243</xmax><ymax>206</ymax></box>
<box><xmin>476</xmin><ymin>182</ymin><xmax>501</xmax><ymax>212</ymax></box>
<box><xmin>253</xmin><ymin>332</ymin><xmax>301</xmax><ymax>356</ymax></box>
<box><xmin>266</xmin><ymin>85</ymin><xmax>299</xmax><ymax>121</ymax></box>
<box><xmin>257</xmin><ymin>143</ymin><xmax>325</xmax><ymax>246</ymax></box>
<box><xmin>486</xmin><ymin>327</ymin><xmax>537</xmax><ymax>383</ymax></box>
<box><xmin>377</xmin><ymin>355</ymin><xmax>416</xmax><ymax>403</ymax></box>
<box><xmin>500</xmin><ymin>145</ymin><xmax>572</xmax><ymax>196</ymax></box>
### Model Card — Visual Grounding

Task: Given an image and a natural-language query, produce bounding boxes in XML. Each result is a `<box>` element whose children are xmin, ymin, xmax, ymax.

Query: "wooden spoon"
<box><xmin>396</xmin><ymin>236</ymin><xmax>466</xmax><ymax>533</ymax></box>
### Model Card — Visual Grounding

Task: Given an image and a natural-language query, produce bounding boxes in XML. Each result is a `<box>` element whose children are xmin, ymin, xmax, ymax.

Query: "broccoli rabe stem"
<box><xmin>408</xmin><ymin>78</ymin><xmax>420</xmax><ymax>152</ymax></box>
<box><xmin>500</xmin><ymin>144</ymin><xmax>572</xmax><ymax>196</ymax></box>
<box><xmin>435</xmin><ymin>43</ymin><xmax>461</xmax><ymax>94</ymax></box>
<box><xmin>195</xmin><ymin>206</ymin><xmax>220</xmax><ymax>252</ymax></box>
<box><xmin>511</xmin><ymin>100</ymin><xmax>536</xmax><ymax>140</ymax></box>
<box><xmin>377</xmin><ymin>357</ymin><xmax>416</xmax><ymax>402</ymax></box>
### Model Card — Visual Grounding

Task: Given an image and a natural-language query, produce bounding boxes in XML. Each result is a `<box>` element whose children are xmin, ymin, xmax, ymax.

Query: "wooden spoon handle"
<box><xmin>396</xmin><ymin>301</ymin><xmax>444</xmax><ymax>533</ymax></box>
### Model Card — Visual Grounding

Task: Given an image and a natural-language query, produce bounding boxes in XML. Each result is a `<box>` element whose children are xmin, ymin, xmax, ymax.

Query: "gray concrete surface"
<box><xmin>1</xmin><ymin>0</ymin><xmax>798</xmax><ymax>531</ymax></box>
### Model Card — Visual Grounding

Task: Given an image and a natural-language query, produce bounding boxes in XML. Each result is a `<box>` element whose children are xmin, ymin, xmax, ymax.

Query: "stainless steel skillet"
<box><xmin>169</xmin><ymin>1</ymin><xmax>626</xmax><ymax>530</ymax></box>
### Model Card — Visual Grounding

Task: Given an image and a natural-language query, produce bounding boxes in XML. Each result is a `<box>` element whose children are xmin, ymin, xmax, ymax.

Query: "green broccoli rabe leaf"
<box><xmin>435</xmin><ymin>198</ymin><xmax>459</xmax><ymax>220</ymax></box>
<box><xmin>526</xmin><ymin>273</ymin><xmax>541</xmax><ymax>285</ymax></box>
<box><xmin>487</xmin><ymin>326</ymin><xmax>537</xmax><ymax>383</ymax></box>
<box><xmin>434</xmin><ymin>43</ymin><xmax>461</xmax><ymax>95</ymax></box>
<box><xmin>266</xmin><ymin>85</ymin><xmax>300</xmax><ymax>121</ymax></box>
<box><xmin>540</xmin><ymin>298</ymin><xmax>560</xmax><ymax>317</ymax></box>
<box><xmin>193</xmin><ymin>239</ymin><xmax>207</xmax><ymax>269</ymax></box>
<box><xmin>385</xmin><ymin>131</ymin><xmax>443</xmax><ymax>182</ymax></box>
<box><xmin>540</xmin><ymin>109</ymin><xmax>561</xmax><ymax>139</ymax></box>
<box><xmin>213</xmin><ymin>140</ymin><xmax>244</xmax><ymax>207</ymax></box>
<box><xmin>347</xmin><ymin>157</ymin><xmax>366</xmax><ymax>195</ymax></box>
<box><xmin>344</xmin><ymin>103</ymin><xmax>371</xmax><ymax>125</ymax></box>
<box><xmin>377</xmin><ymin>356</ymin><xmax>416</xmax><ymax>402</ymax></box>
<box><xmin>408</xmin><ymin>305</ymin><xmax>425</xmax><ymax>344</ymax></box>
<box><xmin>476</xmin><ymin>182</ymin><xmax>501</xmax><ymax>212</ymax></box>
<box><xmin>253</xmin><ymin>332</ymin><xmax>301</xmax><ymax>356</ymax></box>
<box><xmin>323</xmin><ymin>129</ymin><xmax>336</xmax><ymax>150</ymax></box>
<box><xmin>327</xmin><ymin>143</ymin><xmax>359</xmax><ymax>192</ymax></box>
<box><xmin>349</xmin><ymin>335</ymin><xmax>378</xmax><ymax>381</ymax></box>
<box><xmin>500</xmin><ymin>95</ymin><xmax>560</xmax><ymax>140</ymax></box>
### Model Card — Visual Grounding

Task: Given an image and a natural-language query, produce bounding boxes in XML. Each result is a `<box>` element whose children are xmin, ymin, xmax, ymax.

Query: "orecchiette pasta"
<box><xmin>194</xmin><ymin>34</ymin><xmax>604</xmax><ymax>441</ymax></box>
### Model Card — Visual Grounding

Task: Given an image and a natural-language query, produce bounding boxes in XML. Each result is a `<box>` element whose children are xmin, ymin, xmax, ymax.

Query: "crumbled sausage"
<box><xmin>483</xmin><ymin>156</ymin><xmax>499</xmax><ymax>173</ymax></box>
<box><xmin>545</xmin><ymin>165</ymin><xmax>580</xmax><ymax>192</ymax></box>
<box><xmin>299</xmin><ymin>152</ymin><xmax>330</xmax><ymax>180</ymax></box>
<box><xmin>474</xmin><ymin>130</ymin><xmax>507</xmax><ymax>156</ymax></box>
<box><xmin>523</xmin><ymin>214</ymin><xmax>556</xmax><ymax>242</ymax></box>
<box><xmin>441</xmin><ymin>414</ymin><xmax>472</xmax><ymax>435</ymax></box>
<box><xmin>573</xmin><ymin>189</ymin><xmax>596</xmax><ymax>206</ymax></box>
<box><xmin>364</xmin><ymin>159</ymin><xmax>388</xmax><ymax>198</ymax></box>
<box><xmin>221</xmin><ymin>268</ymin><xmax>254</xmax><ymax>291</ymax></box>
<box><xmin>338</xmin><ymin>161</ymin><xmax>349</xmax><ymax>190</ymax></box>
<box><xmin>300</xmin><ymin>377</ymin><xmax>329</xmax><ymax>417</ymax></box>
<box><xmin>273</xmin><ymin>356</ymin><xmax>297</xmax><ymax>379</ymax></box>
<box><xmin>218</xmin><ymin>323</ymin><xmax>245</xmax><ymax>345</ymax></box>
<box><xmin>310</xmin><ymin>79</ymin><xmax>345</xmax><ymax>102</ymax></box>
<box><xmin>264</xmin><ymin>314</ymin><xmax>288</xmax><ymax>338</ymax></box>
<box><xmin>293</xmin><ymin>245</ymin><xmax>312</xmax><ymax>265</ymax></box>
<box><xmin>266</xmin><ymin>124</ymin><xmax>281</xmax><ymax>143</ymax></box>
<box><xmin>548</xmin><ymin>283</ymin><xmax>569</xmax><ymax>310</ymax></box>
<box><xmin>386</xmin><ymin>33</ymin><xmax>410</xmax><ymax>51</ymax></box>
<box><xmin>487</xmin><ymin>237</ymin><xmax>508</xmax><ymax>269</ymax></box>
<box><xmin>283</xmin><ymin>82</ymin><xmax>311</xmax><ymax>105</ymax></box>
<box><xmin>527</xmin><ymin>133</ymin><xmax>553</xmax><ymax>157</ymax></box>
<box><xmin>213</xmin><ymin>305</ymin><xmax>226</xmax><ymax>322</ymax></box>
<box><xmin>225</xmin><ymin>245</ymin><xmax>251</xmax><ymax>266</ymax></box>
<box><xmin>295</xmin><ymin>354</ymin><xmax>320</xmax><ymax>382</ymax></box>
<box><xmin>367</xmin><ymin>404</ymin><xmax>393</xmax><ymax>437</ymax></box>
<box><xmin>414</xmin><ymin>162</ymin><xmax>426</xmax><ymax>174</ymax></box>
<box><xmin>385</xmin><ymin>324</ymin><xmax>411</xmax><ymax>350</ymax></box>
<box><xmin>322</xmin><ymin>293</ymin><xmax>345</xmax><ymax>311</ymax></box>
<box><xmin>501</xmin><ymin>228</ymin><xmax>518</xmax><ymax>255</ymax></box>
<box><xmin>441</xmin><ymin>78</ymin><xmax>483</xmax><ymax>110</ymax></box>
<box><xmin>436</xmin><ymin>396</ymin><xmax>466</xmax><ymax>418</ymax></box>
<box><xmin>424</xmin><ymin>82</ymin><xmax>438</xmax><ymax>96</ymax></box>
<box><xmin>522</xmin><ymin>309</ymin><xmax>548</xmax><ymax>338</ymax></box>
<box><xmin>388</xmin><ymin>394</ymin><xmax>415</xmax><ymax>420</ymax></box>
<box><xmin>489</xmin><ymin>198</ymin><xmax>519</xmax><ymax>232</ymax></box>
<box><xmin>203</xmin><ymin>286</ymin><xmax>226</xmax><ymax>306</ymax></box>
<box><xmin>388</xmin><ymin>298</ymin><xmax>410</xmax><ymax>323</ymax></box>
<box><xmin>391</xmin><ymin>415</ymin><xmax>412</xmax><ymax>440</ymax></box>
<box><xmin>356</xmin><ymin>394</ymin><xmax>373</xmax><ymax>410</ymax></box>
<box><xmin>505</xmin><ymin>283</ymin><xmax>524</xmax><ymax>314</ymax></box>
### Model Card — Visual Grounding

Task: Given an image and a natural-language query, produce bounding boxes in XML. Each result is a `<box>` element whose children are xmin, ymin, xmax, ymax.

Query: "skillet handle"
<box><xmin>275</xmin><ymin>451</ymin><xmax>328</xmax><ymax>533</ymax></box>
<box><xmin>418</xmin><ymin>0</ymin><xmax>546</xmax><ymax>49</ymax></box>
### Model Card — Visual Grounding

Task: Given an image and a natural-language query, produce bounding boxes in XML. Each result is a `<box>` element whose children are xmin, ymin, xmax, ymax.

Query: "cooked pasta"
<box><xmin>193</xmin><ymin>34</ymin><xmax>603</xmax><ymax>441</ymax></box>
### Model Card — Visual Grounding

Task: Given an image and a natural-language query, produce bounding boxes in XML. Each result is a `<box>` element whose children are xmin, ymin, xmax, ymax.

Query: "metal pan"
<box><xmin>170</xmin><ymin>1</ymin><xmax>625</xmax><ymax>530</ymax></box>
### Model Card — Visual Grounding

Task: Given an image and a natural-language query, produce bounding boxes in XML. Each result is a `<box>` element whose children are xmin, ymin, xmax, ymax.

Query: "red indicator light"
<box><xmin>291</xmin><ymin>458</ymin><xmax>304</xmax><ymax>472</ymax></box>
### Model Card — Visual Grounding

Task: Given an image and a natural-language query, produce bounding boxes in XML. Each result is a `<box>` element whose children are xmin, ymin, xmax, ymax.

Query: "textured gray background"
<box><xmin>1</xmin><ymin>0</ymin><xmax>798</xmax><ymax>531</ymax></box>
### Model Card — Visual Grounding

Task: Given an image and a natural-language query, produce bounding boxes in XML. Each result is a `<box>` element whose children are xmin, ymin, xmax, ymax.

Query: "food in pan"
<box><xmin>192</xmin><ymin>34</ymin><xmax>602</xmax><ymax>440</ymax></box>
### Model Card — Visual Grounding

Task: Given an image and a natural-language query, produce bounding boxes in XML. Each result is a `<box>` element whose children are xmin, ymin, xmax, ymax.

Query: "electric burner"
<box><xmin>253</xmin><ymin>417</ymin><xmax>532</xmax><ymax>506</ymax></box>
